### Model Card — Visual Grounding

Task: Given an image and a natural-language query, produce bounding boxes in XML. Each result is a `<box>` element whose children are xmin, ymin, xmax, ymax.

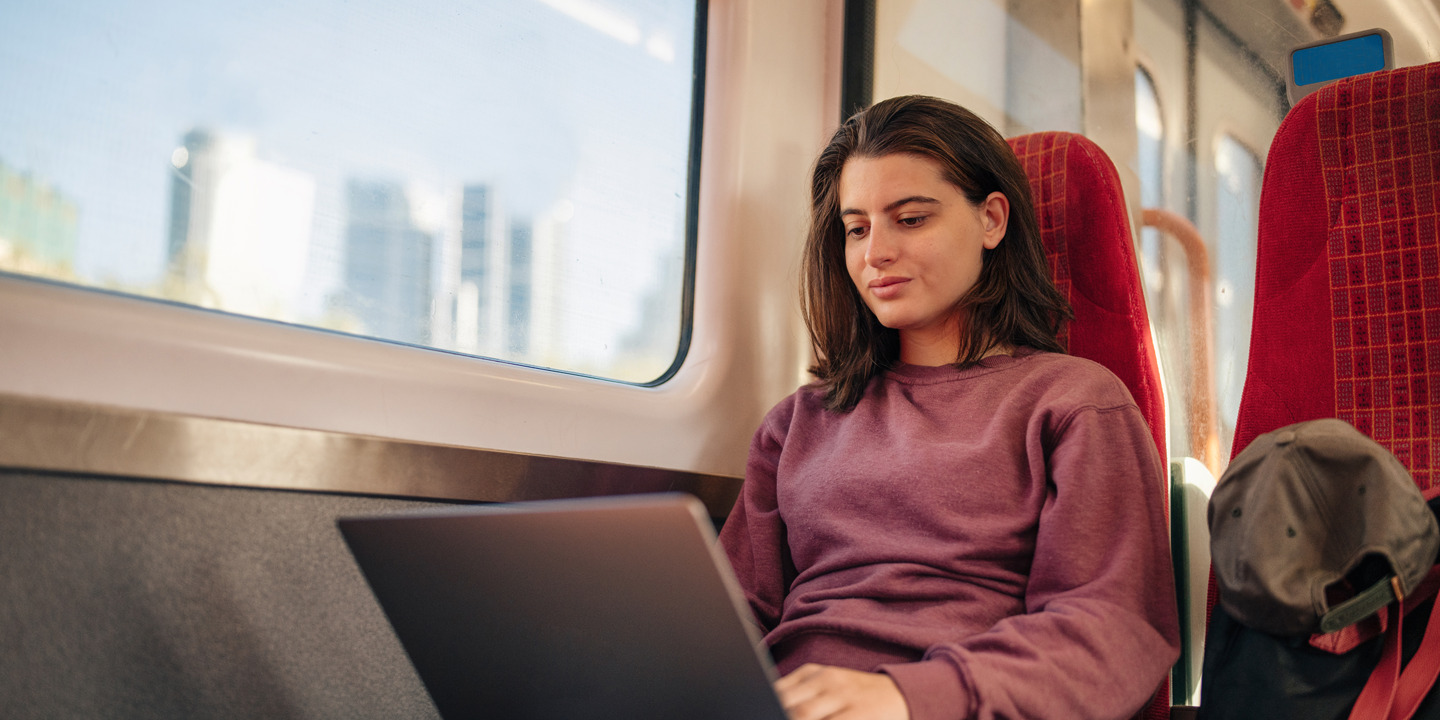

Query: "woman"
<box><xmin>718</xmin><ymin>95</ymin><xmax>1180</xmax><ymax>720</ymax></box>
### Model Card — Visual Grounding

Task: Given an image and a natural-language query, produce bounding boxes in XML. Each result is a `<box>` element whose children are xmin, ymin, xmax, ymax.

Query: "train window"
<box><xmin>1133</xmin><ymin>59</ymin><xmax>1205</xmax><ymax>464</ymax></box>
<box><xmin>1134</xmin><ymin>0</ymin><xmax>1288</xmax><ymax>463</ymax></box>
<box><xmin>0</xmin><ymin>0</ymin><xmax>701</xmax><ymax>384</ymax></box>
<box><xmin>1135</xmin><ymin>66</ymin><xmax>1165</xmax><ymax>298</ymax></box>
<box><xmin>870</xmin><ymin>0</ymin><xmax>1082</xmax><ymax>136</ymax></box>
<box><xmin>1212</xmin><ymin>134</ymin><xmax>1260</xmax><ymax>440</ymax></box>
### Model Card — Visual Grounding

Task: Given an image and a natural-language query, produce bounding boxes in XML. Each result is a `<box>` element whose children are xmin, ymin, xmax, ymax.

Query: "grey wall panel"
<box><xmin>0</xmin><ymin>471</ymin><xmax>446</xmax><ymax>719</ymax></box>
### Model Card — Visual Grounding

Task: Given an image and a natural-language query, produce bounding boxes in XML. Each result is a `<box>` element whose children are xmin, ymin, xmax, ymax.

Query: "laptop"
<box><xmin>338</xmin><ymin>493</ymin><xmax>788</xmax><ymax>720</ymax></box>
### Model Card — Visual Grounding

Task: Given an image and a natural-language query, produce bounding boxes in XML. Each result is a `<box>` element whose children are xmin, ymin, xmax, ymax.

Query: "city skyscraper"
<box><xmin>164</xmin><ymin>129</ymin><xmax>315</xmax><ymax>319</ymax></box>
<box><xmin>342</xmin><ymin>180</ymin><xmax>435</xmax><ymax>346</ymax></box>
<box><xmin>451</xmin><ymin>187</ymin><xmax>572</xmax><ymax>366</ymax></box>
<box><xmin>506</xmin><ymin>217</ymin><xmax>533</xmax><ymax>358</ymax></box>
<box><xmin>454</xmin><ymin>184</ymin><xmax>509</xmax><ymax>356</ymax></box>
<box><xmin>518</xmin><ymin>202</ymin><xmax>573</xmax><ymax>369</ymax></box>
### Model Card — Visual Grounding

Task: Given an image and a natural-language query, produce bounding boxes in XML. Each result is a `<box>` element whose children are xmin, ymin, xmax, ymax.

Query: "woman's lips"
<box><xmin>868</xmin><ymin>276</ymin><xmax>909</xmax><ymax>300</ymax></box>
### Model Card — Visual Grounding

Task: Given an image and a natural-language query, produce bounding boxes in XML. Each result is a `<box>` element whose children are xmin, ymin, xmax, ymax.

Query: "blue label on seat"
<box><xmin>1293</xmin><ymin>34</ymin><xmax>1386</xmax><ymax>87</ymax></box>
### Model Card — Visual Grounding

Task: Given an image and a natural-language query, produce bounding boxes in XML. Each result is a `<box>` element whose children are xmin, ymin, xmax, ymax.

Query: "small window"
<box><xmin>0</xmin><ymin>0</ymin><xmax>701</xmax><ymax>384</ymax></box>
<box><xmin>1213</xmin><ymin>134</ymin><xmax>1262</xmax><ymax>432</ymax></box>
<box><xmin>1135</xmin><ymin>66</ymin><xmax>1165</xmax><ymax>297</ymax></box>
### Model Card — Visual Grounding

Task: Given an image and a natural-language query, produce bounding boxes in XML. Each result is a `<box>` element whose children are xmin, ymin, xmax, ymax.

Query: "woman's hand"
<box><xmin>774</xmin><ymin>663</ymin><xmax>911</xmax><ymax>720</ymax></box>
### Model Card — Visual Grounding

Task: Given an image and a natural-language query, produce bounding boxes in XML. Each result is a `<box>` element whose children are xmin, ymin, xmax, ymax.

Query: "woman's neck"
<box><xmin>899</xmin><ymin>333</ymin><xmax>1011</xmax><ymax>366</ymax></box>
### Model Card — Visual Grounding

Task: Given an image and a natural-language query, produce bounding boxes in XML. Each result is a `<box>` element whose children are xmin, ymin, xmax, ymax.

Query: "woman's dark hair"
<box><xmin>802</xmin><ymin>95</ymin><xmax>1072</xmax><ymax>412</ymax></box>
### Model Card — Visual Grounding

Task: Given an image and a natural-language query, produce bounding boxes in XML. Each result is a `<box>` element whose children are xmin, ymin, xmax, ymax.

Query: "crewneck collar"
<box><xmin>886</xmin><ymin>346</ymin><xmax>1041</xmax><ymax>384</ymax></box>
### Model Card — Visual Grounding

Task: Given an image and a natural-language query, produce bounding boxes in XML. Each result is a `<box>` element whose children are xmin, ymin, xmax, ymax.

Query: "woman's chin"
<box><xmin>866</xmin><ymin>307</ymin><xmax>914</xmax><ymax>330</ymax></box>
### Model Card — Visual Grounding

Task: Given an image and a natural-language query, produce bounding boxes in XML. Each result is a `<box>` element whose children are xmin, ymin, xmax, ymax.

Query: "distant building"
<box><xmin>0</xmin><ymin>159</ymin><xmax>79</xmax><ymax>276</ymax></box>
<box><xmin>454</xmin><ymin>184</ymin><xmax>508</xmax><ymax>356</ymax></box>
<box><xmin>334</xmin><ymin>179</ymin><xmax>569</xmax><ymax>358</ymax></box>
<box><xmin>165</xmin><ymin>130</ymin><xmax>315</xmax><ymax>320</ymax></box>
<box><xmin>342</xmin><ymin>180</ymin><xmax>435</xmax><ymax>346</ymax></box>
<box><xmin>506</xmin><ymin>217</ymin><xmax>533</xmax><ymax>358</ymax></box>
<box><xmin>449</xmin><ymin>187</ymin><xmax>571</xmax><ymax>365</ymax></box>
<box><xmin>521</xmin><ymin>203</ymin><xmax>571</xmax><ymax>367</ymax></box>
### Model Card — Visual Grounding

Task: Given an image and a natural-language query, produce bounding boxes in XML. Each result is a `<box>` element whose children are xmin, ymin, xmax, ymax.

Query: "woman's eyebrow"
<box><xmin>839</xmin><ymin>195</ymin><xmax>941</xmax><ymax>217</ymax></box>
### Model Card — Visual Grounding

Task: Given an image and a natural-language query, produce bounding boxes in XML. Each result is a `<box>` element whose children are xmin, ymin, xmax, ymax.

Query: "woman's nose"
<box><xmin>864</xmin><ymin>227</ymin><xmax>897</xmax><ymax>267</ymax></box>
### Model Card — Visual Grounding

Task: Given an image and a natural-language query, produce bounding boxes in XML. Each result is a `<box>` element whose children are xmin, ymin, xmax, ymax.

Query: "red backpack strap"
<box><xmin>1349</xmin><ymin>569</ymin><xmax>1440</xmax><ymax>719</ymax></box>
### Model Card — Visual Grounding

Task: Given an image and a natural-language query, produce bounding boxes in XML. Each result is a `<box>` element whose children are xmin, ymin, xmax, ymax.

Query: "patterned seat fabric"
<box><xmin>1008</xmin><ymin>131</ymin><xmax>1170</xmax><ymax>720</ymax></box>
<box><xmin>1008</xmin><ymin>132</ymin><xmax>1167</xmax><ymax>470</ymax></box>
<box><xmin>1230</xmin><ymin>61</ymin><xmax>1440</xmax><ymax>485</ymax></box>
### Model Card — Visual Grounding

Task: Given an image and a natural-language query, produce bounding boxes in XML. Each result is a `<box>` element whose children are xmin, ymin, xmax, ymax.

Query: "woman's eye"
<box><xmin>899</xmin><ymin>216</ymin><xmax>925</xmax><ymax>227</ymax></box>
<box><xmin>846</xmin><ymin>225</ymin><xmax>867</xmax><ymax>239</ymax></box>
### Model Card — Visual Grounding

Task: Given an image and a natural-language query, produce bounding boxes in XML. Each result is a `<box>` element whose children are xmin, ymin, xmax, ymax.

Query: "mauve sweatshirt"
<box><xmin>719</xmin><ymin>349</ymin><xmax>1180</xmax><ymax>720</ymax></box>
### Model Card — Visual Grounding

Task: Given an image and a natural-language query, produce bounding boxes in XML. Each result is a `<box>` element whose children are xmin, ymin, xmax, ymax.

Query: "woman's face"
<box><xmin>838</xmin><ymin>153</ymin><xmax>1008</xmax><ymax>363</ymax></box>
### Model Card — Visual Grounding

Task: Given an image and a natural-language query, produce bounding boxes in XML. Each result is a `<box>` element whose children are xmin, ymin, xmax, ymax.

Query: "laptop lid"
<box><xmin>338</xmin><ymin>493</ymin><xmax>786</xmax><ymax>720</ymax></box>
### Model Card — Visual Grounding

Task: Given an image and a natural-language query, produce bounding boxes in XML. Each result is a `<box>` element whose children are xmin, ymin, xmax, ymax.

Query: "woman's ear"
<box><xmin>981</xmin><ymin>192</ymin><xmax>1008</xmax><ymax>250</ymax></box>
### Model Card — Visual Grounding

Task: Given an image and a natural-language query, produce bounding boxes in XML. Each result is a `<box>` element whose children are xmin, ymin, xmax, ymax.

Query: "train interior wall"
<box><xmin>2</xmin><ymin>470</ymin><xmax>444</xmax><ymax>719</ymax></box>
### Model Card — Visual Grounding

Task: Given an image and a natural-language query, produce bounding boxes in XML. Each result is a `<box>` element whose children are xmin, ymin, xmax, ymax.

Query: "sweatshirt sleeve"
<box><xmin>881</xmin><ymin>403</ymin><xmax>1181</xmax><ymax>720</ymax></box>
<box><xmin>718</xmin><ymin>400</ymin><xmax>797</xmax><ymax>633</ymax></box>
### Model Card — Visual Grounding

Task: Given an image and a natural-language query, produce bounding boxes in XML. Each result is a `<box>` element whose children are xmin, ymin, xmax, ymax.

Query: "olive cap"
<box><xmin>1209</xmin><ymin>418</ymin><xmax>1438</xmax><ymax>636</ymax></box>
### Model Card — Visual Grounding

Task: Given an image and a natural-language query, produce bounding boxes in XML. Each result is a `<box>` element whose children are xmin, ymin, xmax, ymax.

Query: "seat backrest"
<box><xmin>1231</xmin><ymin>61</ymin><xmax>1440</xmax><ymax>482</ymax></box>
<box><xmin>1008</xmin><ymin>131</ymin><xmax>1170</xmax><ymax>720</ymax></box>
<box><xmin>1008</xmin><ymin>132</ymin><xmax>1167</xmax><ymax>463</ymax></box>
<box><xmin>1202</xmin><ymin>60</ymin><xmax>1440</xmax><ymax>713</ymax></box>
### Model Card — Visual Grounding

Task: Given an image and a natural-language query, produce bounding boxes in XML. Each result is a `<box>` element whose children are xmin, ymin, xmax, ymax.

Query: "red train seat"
<box><xmin>1008</xmin><ymin>132</ymin><xmax>1167</xmax><ymax>462</ymax></box>
<box><xmin>1229</xmin><ymin>60</ymin><xmax>1440</xmax><ymax>477</ymax></box>
<box><xmin>1207</xmin><ymin>59</ymin><xmax>1440</xmax><ymax>708</ymax></box>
